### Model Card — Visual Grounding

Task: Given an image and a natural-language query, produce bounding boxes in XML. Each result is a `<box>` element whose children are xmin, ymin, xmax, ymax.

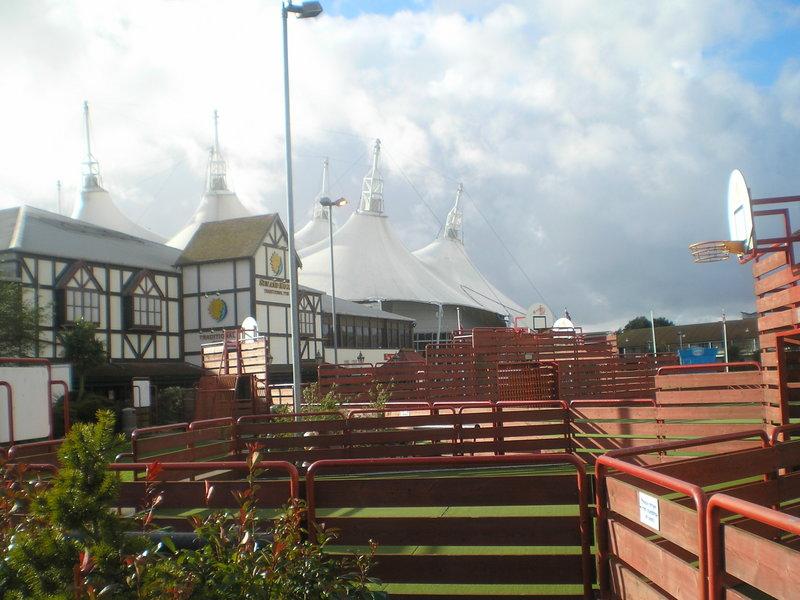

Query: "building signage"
<box><xmin>269</xmin><ymin>251</ymin><xmax>284</xmax><ymax>277</ymax></box>
<box><xmin>208</xmin><ymin>297</ymin><xmax>228</xmax><ymax>322</ymax></box>
<box><xmin>258</xmin><ymin>278</ymin><xmax>289</xmax><ymax>295</ymax></box>
<box><xmin>199</xmin><ymin>331</ymin><xmax>224</xmax><ymax>343</ymax></box>
<box><xmin>638</xmin><ymin>491</ymin><xmax>660</xmax><ymax>531</ymax></box>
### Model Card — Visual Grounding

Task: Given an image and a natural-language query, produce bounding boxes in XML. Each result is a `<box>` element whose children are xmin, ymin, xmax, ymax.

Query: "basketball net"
<box><xmin>688</xmin><ymin>240</ymin><xmax>745</xmax><ymax>263</ymax></box>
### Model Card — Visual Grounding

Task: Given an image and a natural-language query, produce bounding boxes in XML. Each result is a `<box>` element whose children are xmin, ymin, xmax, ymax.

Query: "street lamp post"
<box><xmin>319</xmin><ymin>196</ymin><xmax>347</xmax><ymax>364</ymax></box>
<box><xmin>281</xmin><ymin>0</ymin><xmax>323</xmax><ymax>413</ymax></box>
<box><xmin>722</xmin><ymin>309</ymin><xmax>729</xmax><ymax>370</ymax></box>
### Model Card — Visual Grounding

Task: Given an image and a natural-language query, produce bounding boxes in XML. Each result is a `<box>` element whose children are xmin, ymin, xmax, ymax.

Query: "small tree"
<box><xmin>0</xmin><ymin>280</ymin><xmax>45</xmax><ymax>357</ymax></box>
<box><xmin>61</xmin><ymin>319</ymin><xmax>106</xmax><ymax>399</ymax></box>
<box><xmin>621</xmin><ymin>315</ymin><xmax>674</xmax><ymax>331</ymax></box>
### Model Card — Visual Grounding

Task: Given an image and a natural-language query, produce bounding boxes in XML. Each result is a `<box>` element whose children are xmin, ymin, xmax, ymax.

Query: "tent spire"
<box><xmin>82</xmin><ymin>101</ymin><xmax>101</xmax><ymax>190</ymax></box>
<box><xmin>312</xmin><ymin>157</ymin><xmax>330</xmax><ymax>220</ymax></box>
<box><xmin>359</xmin><ymin>138</ymin><xmax>384</xmax><ymax>213</ymax></box>
<box><xmin>207</xmin><ymin>109</ymin><xmax>228</xmax><ymax>192</ymax></box>
<box><xmin>443</xmin><ymin>183</ymin><xmax>464</xmax><ymax>243</ymax></box>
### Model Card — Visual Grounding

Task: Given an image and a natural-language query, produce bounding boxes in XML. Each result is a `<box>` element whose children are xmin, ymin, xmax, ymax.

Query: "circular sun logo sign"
<box><xmin>208</xmin><ymin>297</ymin><xmax>228</xmax><ymax>322</ymax></box>
<box><xmin>269</xmin><ymin>251</ymin><xmax>284</xmax><ymax>277</ymax></box>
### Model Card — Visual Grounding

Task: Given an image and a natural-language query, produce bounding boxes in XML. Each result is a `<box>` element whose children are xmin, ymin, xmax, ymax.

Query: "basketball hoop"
<box><xmin>688</xmin><ymin>240</ymin><xmax>745</xmax><ymax>263</ymax></box>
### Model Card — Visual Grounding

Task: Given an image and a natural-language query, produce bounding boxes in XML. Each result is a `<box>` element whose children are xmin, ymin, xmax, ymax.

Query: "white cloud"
<box><xmin>1</xmin><ymin>0</ymin><xmax>798</xmax><ymax>331</ymax></box>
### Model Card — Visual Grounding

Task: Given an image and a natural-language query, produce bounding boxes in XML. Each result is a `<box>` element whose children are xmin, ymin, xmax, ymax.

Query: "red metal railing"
<box><xmin>595</xmin><ymin>429</ymin><xmax>771</xmax><ymax>600</ymax></box>
<box><xmin>305</xmin><ymin>453</ymin><xmax>594</xmax><ymax>599</ymax></box>
<box><xmin>596</xmin><ymin>453</ymin><xmax>709</xmax><ymax>599</ymax></box>
<box><xmin>706</xmin><ymin>493</ymin><xmax>800</xmax><ymax>599</ymax></box>
<box><xmin>0</xmin><ymin>381</ymin><xmax>13</xmax><ymax>445</ymax></box>
<box><xmin>109</xmin><ymin>461</ymin><xmax>300</xmax><ymax>499</ymax></box>
<box><xmin>656</xmin><ymin>361</ymin><xmax>761</xmax><ymax>375</ymax></box>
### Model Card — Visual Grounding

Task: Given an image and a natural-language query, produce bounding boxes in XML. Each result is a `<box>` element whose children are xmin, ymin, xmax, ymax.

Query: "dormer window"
<box><xmin>123</xmin><ymin>271</ymin><xmax>163</xmax><ymax>331</ymax></box>
<box><xmin>56</xmin><ymin>262</ymin><xmax>102</xmax><ymax>325</ymax></box>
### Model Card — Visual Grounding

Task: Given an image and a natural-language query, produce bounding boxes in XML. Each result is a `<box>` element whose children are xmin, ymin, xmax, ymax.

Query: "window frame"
<box><xmin>125</xmin><ymin>271</ymin><xmax>164</xmax><ymax>332</ymax></box>
<box><xmin>58</xmin><ymin>263</ymin><xmax>102</xmax><ymax>326</ymax></box>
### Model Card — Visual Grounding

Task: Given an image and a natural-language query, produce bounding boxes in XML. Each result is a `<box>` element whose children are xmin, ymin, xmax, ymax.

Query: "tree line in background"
<box><xmin>619</xmin><ymin>315</ymin><xmax>675</xmax><ymax>332</ymax></box>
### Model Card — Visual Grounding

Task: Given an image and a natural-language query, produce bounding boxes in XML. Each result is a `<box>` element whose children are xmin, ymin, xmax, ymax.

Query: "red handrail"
<box><xmin>568</xmin><ymin>398</ymin><xmax>656</xmax><ymax>407</ymax></box>
<box><xmin>596</xmin><ymin>453</ymin><xmax>709</xmax><ymax>600</ymax></box>
<box><xmin>657</xmin><ymin>361</ymin><xmax>761</xmax><ymax>375</ymax></box>
<box><xmin>188</xmin><ymin>417</ymin><xmax>234</xmax><ymax>430</ymax></box>
<box><xmin>595</xmin><ymin>429</ymin><xmax>771</xmax><ymax>600</ymax></box>
<box><xmin>131</xmin><ymin>422</ymin><xmax>189</xmax><ymax>461</ymax></box>
<box><xmin>8</xmin><ymin>438</ymin><xmax>63</xmax><ymax>462</ymax></box>
<box><xmin>51</xmin><ymin>379</ymin><xmax>70</xmax><ymax>437</ymax></box>
<box><xmin>706</xmin><ymin>493</ymin><xmax>800</xmax><ymax>599</ymax></box>
<box><xmin>109</xmin><ymin>461</ymin><xmax>300</xmax><ymax>499</ymax></box>
<box><xmin>0</xmin><ymin>381</ymin><xmax>13</xmax><ymax>445</ymax></box>
<box><xmin>769</xmin><ymin>422</ymin><xmax>800</xmax><ymax>445</ymax></box>
<box><xmin>603</xmin><ymin>428</ymin><xmax>770</xmax><ymax>462</ymax></box>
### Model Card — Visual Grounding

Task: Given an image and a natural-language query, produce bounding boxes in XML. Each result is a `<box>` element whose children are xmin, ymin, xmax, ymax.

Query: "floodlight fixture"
<box><xmin>319</xmin><ymin>196</ymin><xmax>347</xmax><ymax>207</ymax></box>
<box><xmin>285</xmin><ymin>1</ymin><xmax>323</xmax><ymax>18</ymax></box>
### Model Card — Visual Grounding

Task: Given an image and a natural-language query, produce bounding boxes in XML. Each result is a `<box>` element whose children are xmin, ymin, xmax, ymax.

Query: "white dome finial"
<box><xmin>312</xmin><ymin>157</ymin><xmax>330</xmax><ymax>221</ymax></box>
<box><xmin>82</xmin><ymin>100</ymin><xmax>101</xmax><ymax>190</ymax></box>
<box><xmin>553</xmin><ymin>308</ymin><xmax>575</xmax><ymax>331</ymax></box>
<box><xmin>207</xmin><ymin>109</ymin><xmax>228</xmax><ymax>192</ymax></box>
<box><xmin>359</xmin><ymin>139</ymin><xmax>384</xmax><ymax>213</ymax></box>
<box><xmin>443</xmin><ymin>183</ymin><xmax>464</xmax><ymax>243</ymax></box>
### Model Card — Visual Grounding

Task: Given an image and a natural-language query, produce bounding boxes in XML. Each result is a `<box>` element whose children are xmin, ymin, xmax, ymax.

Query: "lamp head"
<box><xmin>319</xmin><ymin>196</ymin><xmax>347</xmax><ymax>207</ymax></box>
<box><xmin>286</xmin><ymin>1</ymin><xmax>323</xmax><ymax>18</ymax></box>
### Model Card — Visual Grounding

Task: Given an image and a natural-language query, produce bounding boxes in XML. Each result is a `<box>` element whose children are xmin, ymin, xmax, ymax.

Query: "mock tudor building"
<box><xmin>0</xmin><ymin>206</ymin><xmax>183</xmax><ymax>365</ymax></box>
<box><xmin>177</xmin><ymin>214</ymin><xmax>324</xmax><ymax>376</ymax></box>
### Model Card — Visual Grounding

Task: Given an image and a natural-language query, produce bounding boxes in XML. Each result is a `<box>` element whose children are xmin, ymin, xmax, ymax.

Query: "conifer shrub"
<box><xmin>0</xmin><ymin>411</ymin><xmax>384</xmax><ymax>599</ymax></box>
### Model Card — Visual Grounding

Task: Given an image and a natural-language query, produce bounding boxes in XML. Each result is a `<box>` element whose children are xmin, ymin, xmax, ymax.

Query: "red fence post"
<box><xmin>0</xmin><ymin>381</ymin><xmax>13</xmax><ymax>445</ymax></box>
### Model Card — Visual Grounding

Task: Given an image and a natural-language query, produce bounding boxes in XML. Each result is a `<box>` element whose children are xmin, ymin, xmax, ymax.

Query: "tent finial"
<box><xmin>82</xmin><ymin>101</ymin><xmax>101</xmax><ymax>189</ymax></box>
<box><xmin>207</xmin><ymin>109</ymin><xmax>228</xmax><ymax>192</ymax></box>
<box><xmin>359</xmin><ymin>139</ymin><xmax>384</xmax><ymax>213</ymax></box>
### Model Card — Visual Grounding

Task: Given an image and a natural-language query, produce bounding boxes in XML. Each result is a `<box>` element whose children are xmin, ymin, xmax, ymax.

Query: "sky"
<box><xmin>2</xmin><ymin>0</ymin><xmax>800</xmax><ymax>331</ymax></box>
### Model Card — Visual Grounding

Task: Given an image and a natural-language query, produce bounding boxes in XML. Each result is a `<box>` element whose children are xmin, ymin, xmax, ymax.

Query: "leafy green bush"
<box><xmin>302</xmin><ymin>382</ymin><xmax>347</xmax><ymax>418</ymax></box>
<box><xmin>52</xmin><ymin>392</ymin><xmax>118</xmax><ymax>437</ymax></box>
<box><xmin>1</xmin><ymin>410</ymin><xmax>384</xmax><ymax>599</ymax></box>
<box><xmin>154</xmin><ymin>386</ymin><xmax>186</xmax><ymax>425</ymax></box>
<box><xmin>1</xmin><ymin>410</ymin><xmax>143</xmax><ymax>599</ymax></box>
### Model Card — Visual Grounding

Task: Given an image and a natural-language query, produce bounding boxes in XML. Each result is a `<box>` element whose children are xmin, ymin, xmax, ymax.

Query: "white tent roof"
<box><xmin>413</xmin><ymin>185</ymin><xmax>525</xmax><ymax>317</ymax></box>
<box><xmin>168</xmin><ymin>189</ymin><xmax>250</xmax><ymax>248</ymax></box>
<box><xmin>296</xmin><ymin>158</ymin><xmax>333</xmax><ymax>254</ymax></box>
<box><xmin>168</xmin><ymin>110</ymin><xmax>251</xmax><ymax>249</ymax></box>
<box><xmin>71</xmin><ymin>102</ymin><xmax>164</xmax><ymax>243</ymax></box>
<box><xmin>299</xmin><ymin>140</ymin><xmax>478</xmax><ymax>307</ymax></box>
<box><xmin>72</xmin><ymin>179</ymin><xmax>165</xmax><ymax>243</ymax></box>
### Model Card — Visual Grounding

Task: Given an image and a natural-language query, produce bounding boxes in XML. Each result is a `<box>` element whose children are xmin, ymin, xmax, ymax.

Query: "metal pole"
<box><xmin>722</xmin><ymin>309</ymin><xmax>729</xmax><ymax>370</ymax></box>
<box><xmin>282</xmin><ymin>4</ymin><xmax>303</xmax><ymax>413</ymax></box>
<box><xmin>328</xmin><ymin>205</ymin><xmax>338</xmax><ymax>364</ymax></box>
<box><xmin>436</xmin><ymin>303</ymin><xmax>443</xmax><ymax>343</ymax></box>
<box><xmin>83</xmin><ymin>101</ymin><xmax>92</xmax><ymax>160</ymax></box>
<box><xmin>650</xmin><ymin>309</ymin><xmax>657</xmax><ymax>356</ymax></box>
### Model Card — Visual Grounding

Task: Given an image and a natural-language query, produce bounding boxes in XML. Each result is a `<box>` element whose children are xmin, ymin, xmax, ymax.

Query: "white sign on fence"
<box><xmin>638</xmin><ymin>490</ymin><xmax>660</xmax><ymax>531</ymax></box>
